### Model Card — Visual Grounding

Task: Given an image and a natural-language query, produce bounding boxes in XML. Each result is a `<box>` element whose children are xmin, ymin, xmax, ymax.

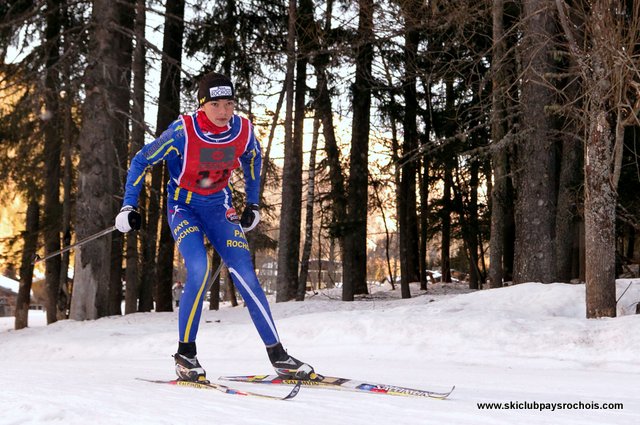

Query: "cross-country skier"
<box><xmin>115</xmin><ymin>72</ymin><xmax>315</xmax><ymax>383</ymax></box>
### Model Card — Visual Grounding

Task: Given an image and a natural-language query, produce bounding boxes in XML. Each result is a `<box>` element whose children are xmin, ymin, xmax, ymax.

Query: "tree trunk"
<box><xmin>513</xmin><ymin>0</ymin><xmax>557</xmax><ymax>284</ymax></box>
<box><xmin>71</xmin><ymin>0</ymin><xmax>122</xmax><ymax>320</ymax></box>
<box><xmin>156</xmin><ymin>176</ymin><xmax>175</xmax><ymax>311</ymax></box>
<box><xmin>153</xmin><ymin>0</ymin><xmax>184</xmax><ymax>311</ymax></box>
<box><xmin>297</xmin><ymin>116</ymin><xmax>320</xmax><ymax>300</ymax></box>
<box><xmin>441</xmin><ymin>165</ymin><xmax>452</xmax><ymax>284</ymax></box>
<box><xmin>309</xmin><ymin>0</ymin><xmax>347</xmax><ymax>288</ymax></box>
<box><xmin>584</xmin><ymin>107</ymin><xmax>617</xmax><ymax>318</ymax></box>
<box><xmin>276</xmin><ymin>0</ymin><xmax>299</xmax><ymax>302</ymax></box>
<box><xmin>59</xmin><ymin>113</ymin><xmax>72</xmax><ymax>318</ymax></box>
<box><xmin>109</xmin><ymin>0</ymin><xmax>134</xmax><ymax>316</ymax></box>
<box><xmin>419</xmin><ymin>79</ymin><xmax>433</xmax><ymax>290</ymax></box>
<box><xmin>440</xmin><ymin>80</ymin><xmax>455</xmax><ymax>284</ymax></box>
<box><xmin>419</xmin><ymin>156</ymin><xmax>429</xmax><ymax>290</ymax></box>
<box><xmin>467</xmin><ymin>160</ymin><xmax>481</xmax><ymax>288</ymax></box>
<box><xmin>489</xmin><ymin>0</ymin><xmax>508</xmax><ymax>288</ymax></box>
<box><xmin>43</xmin><ymin>0</ymin><xmax>63</xmax><ymax>324</ymax></box>
<box><xmin>398</xmin><ymin>0</ymin><xmax>421</xmax><ymax>298</ymax></box>
<box><xmin>372</xmin><ymin>176</ymin><xmax>396</xmax><ymax>290</ymax></box>
<box><xmin>15</xmin><ymin>197</ymin><xmax>39</xmax><ymax>330</ymax></box>
<box><xmin>343</xmin><ymin>0</ymin><xmax>373</xmax><ymax>301</ymax></box>
<box><xmin>313</xmin><ymin>55</ymin><xmax>346</xmax><ymax>268</ymax></box>
<box><xmin>58</xmin><ymin>0</ymin><xmax>76</xmax><ymax>319</ymax></box>
<box><xmin>140</xmin><ymin>170</ymin><xmax>160</xmax><ymax>312</ymax></box>
<box><xmin>259</xmin><ymin>84</ymin><xmax>285</xmax><ymax>198</ymax></box>
<box><xmin>125</xmin><ymin>0</ymin><xmax>146</xmax><ymax>315</ymax></box>
<box><xmin>582</xmin><ymin>2</ymin><xmax>617</xmax><ymax>318</ymax></box>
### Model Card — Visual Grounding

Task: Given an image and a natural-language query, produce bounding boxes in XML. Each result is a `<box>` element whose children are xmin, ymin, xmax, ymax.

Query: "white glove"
<box><xmin>115</xmin><ymin>206</ymin><xmax>142</xmax><ymax>233</ymax></box>
<box><xmin>240</xmin><ymin>204</ymin><xmax>260</xmax><ymax>232</ymax></box>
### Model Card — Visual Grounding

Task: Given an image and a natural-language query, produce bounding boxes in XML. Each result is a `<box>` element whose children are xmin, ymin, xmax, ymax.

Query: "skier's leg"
<box><xmin>201</xmin><ymin>203</ymin><xmax>316</xmax><ymax>379</ymax></box>
<box><xmin>167</xmin><ymin>202</ymin><xmax>210</xmax><ymax>344</ymax></box>
<box><xmin>202</xmin><ymin>204</ymin><xmax>280</xmax><ymax>346</ymax></box>
<box><xmin>167</xmin><ymin>202</ymin><xmax>210</xmax><ymax>381</ymax></box>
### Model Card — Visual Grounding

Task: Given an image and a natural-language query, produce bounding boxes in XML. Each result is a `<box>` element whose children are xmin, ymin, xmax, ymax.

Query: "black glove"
<box><xmin>115</xmin><ymin>206</ymin><xmax>142</xmax><ymax>233</ymax></box>
<box><xmin>240</xmin><ymin>203</ymin><xmax>260</xmax><ymax>232</ymax></box>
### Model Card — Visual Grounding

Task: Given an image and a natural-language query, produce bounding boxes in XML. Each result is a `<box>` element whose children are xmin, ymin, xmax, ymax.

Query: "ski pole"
<box><xmin>203</xmin><ymin>221</ymin><xmax>253</xmax><ymax>294</ymax></box>
<box><xmin>204</xmin><ymin>260</ymin><xmax>225</xmax><ymax>294</ymax></box>
<box><xmin>32</xmin><ymin>225</ymin><xmax>117</xmax><ymax>265</ymax></box>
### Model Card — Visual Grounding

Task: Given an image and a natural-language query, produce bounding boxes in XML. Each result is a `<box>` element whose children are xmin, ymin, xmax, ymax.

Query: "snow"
<box><xmin>1</xmin><ymin>280</ymin><xmax>639</xmax><ymax>425</ymax></box>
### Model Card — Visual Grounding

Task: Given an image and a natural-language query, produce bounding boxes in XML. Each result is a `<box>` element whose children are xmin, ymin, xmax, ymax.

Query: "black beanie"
<box><xmin>198</xmin><ymin>72</ymin><xmax>235</xmax><ymax>106</ymax></box>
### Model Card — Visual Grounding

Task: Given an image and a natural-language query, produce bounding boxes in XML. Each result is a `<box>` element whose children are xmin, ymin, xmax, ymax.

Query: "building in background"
<box><xmin>0</xmin><ymin>275</ymin><xmax>45</xmax><ymax>317</ymax></box>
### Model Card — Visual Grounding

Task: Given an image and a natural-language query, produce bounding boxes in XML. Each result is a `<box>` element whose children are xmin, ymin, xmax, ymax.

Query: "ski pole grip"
<box><xmin>128</xmin><ymin>210</ymin><xmax>142</xmax><ymax>231</ymax></box>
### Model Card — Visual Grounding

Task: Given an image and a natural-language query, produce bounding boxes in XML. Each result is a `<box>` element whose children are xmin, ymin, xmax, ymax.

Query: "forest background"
<box><xmin>1</xmin><ymin>0</ymin><xmax>639</xmax><ymax>328</ymax></box>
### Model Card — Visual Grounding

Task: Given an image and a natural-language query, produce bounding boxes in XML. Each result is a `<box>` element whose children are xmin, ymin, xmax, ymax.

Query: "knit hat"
<box><xmin>198</xmin><ymin>72</ymin><xmax>235</xmax><ymax>106</ymax></box>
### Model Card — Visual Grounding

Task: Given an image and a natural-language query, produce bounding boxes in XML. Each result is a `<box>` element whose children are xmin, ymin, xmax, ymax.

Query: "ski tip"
<box><xmin>430</xmin><ymin>385</ymin><xmax>455</xmax><ymax>399</ymax></box>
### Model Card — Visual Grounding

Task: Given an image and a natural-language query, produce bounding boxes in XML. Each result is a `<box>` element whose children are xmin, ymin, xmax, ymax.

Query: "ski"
<box><xmin>136</xmin><ymin>377</ymin><xmax>301</xmax><ymax>401</ymax></box>
<box><xmin>218</xmin><ymin>374</ymin><xmax>454</xmax><ymax>399</ymax></box>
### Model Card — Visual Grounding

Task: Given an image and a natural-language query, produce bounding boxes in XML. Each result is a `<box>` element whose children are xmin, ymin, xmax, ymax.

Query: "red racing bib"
<box><xmin>177</xmin><ymin>114</ymin><xmax>251</xmax><ymax>195</ymax></box>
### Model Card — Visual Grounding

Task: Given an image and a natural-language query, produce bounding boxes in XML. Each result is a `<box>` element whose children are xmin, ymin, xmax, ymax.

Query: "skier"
<box><xmin>115</xmin><ymin>72</ymin><xmax>315</xmax><ymax>382</ymax></box>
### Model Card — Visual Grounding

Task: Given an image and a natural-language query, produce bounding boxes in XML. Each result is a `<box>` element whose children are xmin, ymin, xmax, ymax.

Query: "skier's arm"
<box><xmin>238</xmin><ymin>122</ymin><xmax>262</xmax><ymax>232</ymax></box>
<box><xmin>122</xmin><ymin>119</ymin><xmax>185</xmax><ymax>208</ymax></box>
<box><xmin>239</xmin><ymin>123</ymin><xmax>262</xmax><ymax>205</ymax></box>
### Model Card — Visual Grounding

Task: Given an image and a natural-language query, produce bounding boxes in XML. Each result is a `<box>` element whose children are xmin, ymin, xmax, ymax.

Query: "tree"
<box><xmin>343</xmin><ymin>0</ymin><xmax>374</xmax><ymax>301</ymax></box>
<box><xmin>297</xmin><ymin>115</ymin><xmax>320</xmax><ymax>300</ymax></box>
<box><xmin>58</xmin><ymin>0</ymin><xmax>82</xmax><ymax>320</ymax></box>
<box><xmin>15</xmin><ymin>197</ymin><xmax>39</xmax><ymax>329</ymax></box>
<box><xmin>489</xmin><ymin>0</ymin><xmax>514</xmax><ymax>288</ymax></box>
<box><xmin>42</xmin><ymin>0</ymin><xmax>63</xmax><ymax>324</ymax></box>
<box><xmin>108</xmin><ymin>0</ymin><xmax>134</xmax><ymax>316</ymax></box>
<box><xmin>309</xmin><ymin>0</ymin><xmax>348</xmax><ymax>292</ymax></box>
<box><xmin>153</xmin><ymin>0</ymin><xmax>184</xmax><ymax>312</ymax></box>
<box><xmin>513</xmin><ymin>0</ymin><xmax>557</xmax><ymax>284</ymax></box>
<box><xmin>397</xmin><ymin>0</ymin><xmax>422</xmax><ymax>298</ymax></box>
<box><xmin>555</xmin><ymin>0</ymin><xmax>640</xmax><ymax>317</ymax></box>
<box><xmin>124</xmin><ymin>0</ymin><xmax>146</xmax><ymax>315</ymax></box>
<box><xmin>276</xmin><ymin>0</ymin><xmax>299</xmax><ymax>302</ymax></box>
<box><xmin>71</xmin><ymin>0</ymin><xmax>131</xmax><ymax>320</ymax></box>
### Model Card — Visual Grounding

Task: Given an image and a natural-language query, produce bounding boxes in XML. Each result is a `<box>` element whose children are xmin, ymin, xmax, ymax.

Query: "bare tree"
<box><xmin>297</xmin><ymin>116</ymin><xmax>320</xmax><ymax>300</ymax></box>
<box><xmin>309</xmin><ymin>0</ymin><xmax>347</xmax><ymax>291</ymax></box>
<box><xmin>555</xmin><ymin>0</ymin><xmax>640</xmax><ymax>317</ymax></box>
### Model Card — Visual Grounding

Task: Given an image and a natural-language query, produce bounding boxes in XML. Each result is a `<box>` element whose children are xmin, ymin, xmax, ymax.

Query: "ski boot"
<box><xmin>174</xmin><ymin>342</ymin><xmax>207</xmax><ymax>382</ymax></box>
<box><xmin>267</xmin><ymin>343</ymin><xmax>317</xmax><ymax>380</ymax></box>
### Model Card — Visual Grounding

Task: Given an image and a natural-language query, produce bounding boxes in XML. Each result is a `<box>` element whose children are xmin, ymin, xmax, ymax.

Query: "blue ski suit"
<box><xmin>122</xmin><ymin>111</ymin><xmax>280</xmax><ymax>347</ymax></box>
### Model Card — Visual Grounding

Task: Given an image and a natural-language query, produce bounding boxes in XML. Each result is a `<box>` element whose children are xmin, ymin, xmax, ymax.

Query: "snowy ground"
<box><xmin>1</xmin><ymin>280</ymin><xmax>639</xmax><ymax>425</ymax></box>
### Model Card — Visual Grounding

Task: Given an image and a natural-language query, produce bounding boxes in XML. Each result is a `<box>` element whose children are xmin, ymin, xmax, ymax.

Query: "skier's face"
<box><xmin>202</xmin><ymin>99</ymin><xmax>235</xmax><ymax>127</ymax></box>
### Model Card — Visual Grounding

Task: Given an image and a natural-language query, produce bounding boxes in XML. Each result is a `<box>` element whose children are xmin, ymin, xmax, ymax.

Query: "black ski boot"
<box><xmin>267</xmin><ymin>343</ymin><xmax>317</xmax><ymax>380</ymax></box>
<box><xmin>174</xmin><ymin>342</ymin><xmax>207</xmax><ymax>382</ymax></box>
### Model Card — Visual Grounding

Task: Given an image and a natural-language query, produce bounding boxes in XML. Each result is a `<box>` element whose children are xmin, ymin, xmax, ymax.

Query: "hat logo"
<box><xmin>209</xmin><ymin>86</ymin><xmax>233</xmax><ymax>98</ymax></box>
